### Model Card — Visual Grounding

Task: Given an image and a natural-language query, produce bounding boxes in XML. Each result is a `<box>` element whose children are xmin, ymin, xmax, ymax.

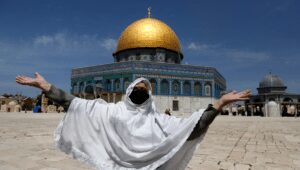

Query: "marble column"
<box><xmin>212</xmin><ymin>81</ymin><xmax>215</xmax><ymax>97</ymax></box>
<box><xmin>120</xmin><ymin>78</ymin><xmax>124</xmax><ymax>93</ymax></box>
<box><xmin>191</xmin><ymin>80</ymin><xmax>195</xmax><ymax>96</ymax></box>
<box><xmin>201</xmin><ymin>81</ymin><xmax>205</xmax><ymax>97</ymax></box>
<box><xmin>168</xmin><ymin>79</ymin><xmax>172</xmax><ymax>95</ymax></box>
<box><xmin>180</xmin><ymin>80</ymin><xmax>183</xmax><ymax>96</ymax></box>
<box><xmin>157</xmin><ymin>78</ymin><xmax>161</xmax><ymax>95</ymax></box>
<box><xmin>111</xmin><ymin>79</ymin><xmax>114</xmax><ymax>92</ymax></box>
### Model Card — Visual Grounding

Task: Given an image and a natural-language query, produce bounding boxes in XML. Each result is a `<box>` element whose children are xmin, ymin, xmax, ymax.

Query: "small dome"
<box><xmin>267</xmin><ymin>101</ymin><xmax>277</xmax><ymax>106</ymax></box>
<box><xmin>115</xmin><ymin>18</ymin><xmax>181</xmax><ymax>54</ymax></box>
<box><xmin>259</xmin><ymin>73</ymin><xmax>285</xmax><ymax>88</ymax></box>
<box><xmin>8</xmin><ymin>100</ymin><xmax>17</xmax><ymax>106</ymax></box>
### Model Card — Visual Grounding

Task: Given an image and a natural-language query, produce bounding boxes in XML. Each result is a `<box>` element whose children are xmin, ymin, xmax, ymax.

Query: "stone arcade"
<box><xmin>246</xmin><ymin>73</ymin><xmax>300</xmax><ymax>117</ymax></box>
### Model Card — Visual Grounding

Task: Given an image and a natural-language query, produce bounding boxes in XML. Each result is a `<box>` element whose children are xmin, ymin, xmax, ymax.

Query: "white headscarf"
<box><xmin>54</xmin><ymin>77</ymin><xmax>205</xmax><ymax>170</ymax></box>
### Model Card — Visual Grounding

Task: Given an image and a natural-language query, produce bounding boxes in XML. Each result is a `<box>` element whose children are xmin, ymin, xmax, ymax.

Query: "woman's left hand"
<box><xmin>214</xmin><ymin>90</ymin><xmax>251</xmax><ymax>111</ymax></box>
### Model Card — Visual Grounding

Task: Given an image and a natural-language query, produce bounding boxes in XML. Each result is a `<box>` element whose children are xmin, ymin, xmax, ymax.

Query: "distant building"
<box><xmin>22</xmin><ymin>97</ymin><xmax>35</xmax><ymax>111</ymax></box>
<box><xmin>0</xmin><ymin>94</ymin><xmax>24</xmax><ymax>112</ymax></box>
<box><xmin>36</xmin><ymin>94</ymin><xmax>65</xmax><ymax>113</ymax></box>
<box><xmin>246</xmin><ymin>73</ymin><xmax>300</xmax><ymax>117</ymax></box>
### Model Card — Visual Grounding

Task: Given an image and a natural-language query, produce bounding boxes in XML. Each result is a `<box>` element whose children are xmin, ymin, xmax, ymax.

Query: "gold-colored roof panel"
<box><xmin>116</xmin><ymin>18</ymin><xmax>181</xmax><ymax>54</ymax></box>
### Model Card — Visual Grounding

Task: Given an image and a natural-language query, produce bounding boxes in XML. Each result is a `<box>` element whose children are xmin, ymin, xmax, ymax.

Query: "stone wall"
<box><xmin>121</xmin><ymin>95</ymin><xmax>215</xmax><ymax>117</ymax></box>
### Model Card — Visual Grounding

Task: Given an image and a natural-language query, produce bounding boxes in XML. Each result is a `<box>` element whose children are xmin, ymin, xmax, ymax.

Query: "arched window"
<box><xmin>183</xmin><ymin>81</ymin><xmax>191</xmax><ymax>96</ymax></box>
<box><xmin>269</xmin><ymin>98</ymin><xmax>275</xmax><ymax>101</ymax></box>
<box><xmin>172</xmin><ymin>80</ymin><xmax>180</xmax><ymax>96</ymax></box>
<box><xmin>205</xmin><ymin>83</ymin><xmax>211</xmax><ymax>96</ymax></box>
<box><xmin>194</xmin><ymin>82</ymin><xmax>201</xmax><ymax>96</ymax></box>
<box><xmin>160</xmin><ymin>79</ymin><xmax>169</xmax><ymax>95</ymax></box>
<box><xmin>105</xmin><ymin>79</ymin><xmax>111</xmax><ymax>91</ymax></box>
<box><xmin>283</xmin><ymin>98</ymin><xmax>293</xmax><ymax>103</ymax></box>
<box><xmin>129</xmin><ymin>56</ymin><xmax>135</xmax><ymax>61</ymax></box>
<box><xmin>150</xmin><ymin>55</ymin><xmax>155</xmax><ymax>61</ymax></box>
<box><xmin>95</xmin><ymin>80</ymin><xmax>102</xmax><ymax>88</ymax></box>
<box><xmin>114</xmin><ymin>79</ymin><xmax>120</xmax><ymax>91</ymax></box>
<box><xmin>95</xmin><ymin>80</ymin><xmax>103</xmax><ymax>93</ymax></box>
<box><xmin>150</xmin><ymin>79</ymin><xmax>157</xmax><ymax>95</ymax></box>
<box><xmin>136</xmin><ymin>54</ymin><xmax>141</xmax><ymax>60</ymax></box>
<box><xmin>254</xmin><ymin>99</ymin><xmax>262</xmax><ymax>103</ymax></box>
<box><xmin>85</xmin><ymin>84</ymin><xmax>94</xmax><ymax>94</ymax></box>
<box><xmin>79</xmin><ymin>82</ymin><xmax>84</xmax><ymax>93</ymax></box>
<box><xmin>215</xmin><ymin>84</ymin><xmax>219</xmax><ymax>98</ymax></box>
<box><xmin>124</xmin><ymin>78</ymin><xmax>130</xmax><ymax>91</ymax></box>
<box><xmin>71</xmin><ymin>82</ymin><xmax>77</xmax><ymax>94</ymax></box>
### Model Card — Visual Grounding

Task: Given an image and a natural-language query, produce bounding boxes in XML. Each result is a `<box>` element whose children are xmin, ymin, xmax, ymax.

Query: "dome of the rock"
<box><xmin>115</xmin><ymin>18</ymin><xmax>181</xmax><ymax>54</ymax></box>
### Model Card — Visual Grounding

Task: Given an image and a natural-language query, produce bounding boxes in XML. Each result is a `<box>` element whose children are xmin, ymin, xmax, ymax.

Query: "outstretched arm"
<box><xmin>16</xmin><ymin>72</ymin><xmax>75</xmax><ymax>110</ymax></box>
<box><xmin>188</xmin><ymin>90</ymin><xmax>251</xmax><ymax>140</ymax></box>
<box><xmin>44</xmin><ymin>85</ymin><xmax>75</xmax><ymax>110</ymax></box>
<box><xmin>16</xmin><ymin>72</ymin><xmax>51</xmax><ymax>92</ymax></box>
<box><xmin>212</xmin><ymin>90</ymin><xmax>251</xmax><ymax>112</ymax></box>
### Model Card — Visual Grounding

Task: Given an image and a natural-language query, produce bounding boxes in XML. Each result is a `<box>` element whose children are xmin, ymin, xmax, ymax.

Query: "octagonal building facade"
<box><xmin>70</xmin><ymin>16</ymin><xmax>226</xmax><ymax>116</ymax></box>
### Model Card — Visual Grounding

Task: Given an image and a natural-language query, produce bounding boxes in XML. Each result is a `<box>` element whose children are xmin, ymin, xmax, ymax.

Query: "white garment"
<box><xmin>54</xmin><ymin>78</ymin><xmax>205</xmax><ymax>170</ymax></box>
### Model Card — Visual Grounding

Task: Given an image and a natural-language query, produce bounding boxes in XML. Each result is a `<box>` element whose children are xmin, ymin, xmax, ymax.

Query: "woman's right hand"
<box><xmin>16</xmin><ymin>72</ymin><xmax>51</xmax><ymax>92</ymax></box>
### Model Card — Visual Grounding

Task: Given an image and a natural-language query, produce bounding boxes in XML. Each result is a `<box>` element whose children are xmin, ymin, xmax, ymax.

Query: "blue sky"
<box><xmin>1</xmin><ymin>0</ymin><xmax>299</xmax><ymax>97</ymax></box>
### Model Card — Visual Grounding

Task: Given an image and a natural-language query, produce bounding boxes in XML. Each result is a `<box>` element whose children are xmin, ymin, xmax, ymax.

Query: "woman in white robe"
<box><xmin>16</xmin><ymin>72</ymin><xmax>251</xmax><ymax>170</ymax></box>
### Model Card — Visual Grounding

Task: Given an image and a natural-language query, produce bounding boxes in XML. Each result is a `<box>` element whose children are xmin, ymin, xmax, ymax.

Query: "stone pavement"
<box><xmin>0</xmin><ymin>112</ymin><xmax>299</xmax><ymax>170</ymax></box>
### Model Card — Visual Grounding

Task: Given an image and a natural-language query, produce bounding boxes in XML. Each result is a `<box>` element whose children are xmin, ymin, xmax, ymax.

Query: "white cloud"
<box><xmin>187</xmin><ymin>42</ymin><xmax>209</xmax><ymax>51</ymax></box>
<box><xmin>34</xmin><ymin>33</ymin><xmax>66</xmax><ymax>47</ymax></box>
<box><xmin>226</xmin><ymin>49</ymin><xmax>270</xmax><ymax>61</ymax></box>
<box><xmin>33</xmin><ymin>33</ymin><xmax>117</xmax><ymax>52</ymax></box>
<box><xmin>0</xmin><ymin>32</ymin><xmax>117</xmax><ymax>67</ymax></box>
<box><xmin>34</xmin><ymin>35</ymin><xmax>55</xmax><ymax>45</ymax></box>
<box><xmin>99</xmin><ymin>38</ymin><xmax>117</xmax><ymax>50</ymax></box>
<box><xmin>185</xmin><ymin>41</ymin><xmax>270</xmax><ymax>63</ymax></box>
<box><xmin>0</xmin><ymin>32</ymin><xmax>118</xmax><ymax>96</ymax></box>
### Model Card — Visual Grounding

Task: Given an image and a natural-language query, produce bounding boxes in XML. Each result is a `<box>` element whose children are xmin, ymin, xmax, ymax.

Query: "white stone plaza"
<box><xmin>0</xmin><ymin>112</ymin><xmax>300</xmax><ymax>170</ymax></box>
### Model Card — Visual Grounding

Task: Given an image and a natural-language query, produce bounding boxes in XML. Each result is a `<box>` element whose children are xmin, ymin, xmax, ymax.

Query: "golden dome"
<box><xmin>115</xmin><ymin>18</ymin><xmax>181</xmax><ymax>54</ymax></box>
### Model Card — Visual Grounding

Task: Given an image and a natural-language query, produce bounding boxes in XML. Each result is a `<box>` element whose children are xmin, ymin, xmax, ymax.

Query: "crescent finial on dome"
<box><xmin>148</xmin><ymin>7</ymin><xmax>151</xmax><ymax>18</ymax></box>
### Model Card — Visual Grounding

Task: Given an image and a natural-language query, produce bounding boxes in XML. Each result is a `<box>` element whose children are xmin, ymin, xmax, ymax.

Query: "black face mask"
<box><xmin>129</xmin><ymin>89</ymin><xmax>149</xmax><ymax>105</ymax></box>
